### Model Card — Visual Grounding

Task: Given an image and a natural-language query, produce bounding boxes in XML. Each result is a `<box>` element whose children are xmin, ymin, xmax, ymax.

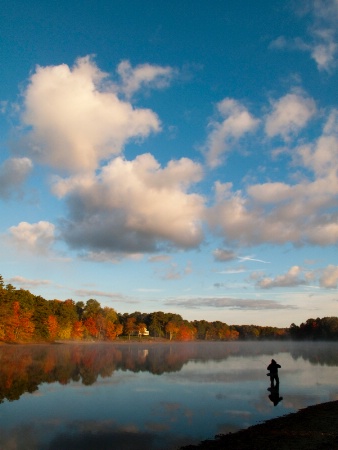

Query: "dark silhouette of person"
<box><xmin>267</xmin><ymin>358</ymin><xmax>281</xmax><ymax>387</ymax></box>
<box><xmin>268</xmin><ymin>384</ymin><xmax>283</xmax><ymax>406</ymax></box>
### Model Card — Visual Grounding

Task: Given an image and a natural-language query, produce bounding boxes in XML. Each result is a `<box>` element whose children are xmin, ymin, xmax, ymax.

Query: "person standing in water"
<box><xmin>267</xmin><ymin>359</ymin><xmax>281</xmax><ymax>387</ymax></box>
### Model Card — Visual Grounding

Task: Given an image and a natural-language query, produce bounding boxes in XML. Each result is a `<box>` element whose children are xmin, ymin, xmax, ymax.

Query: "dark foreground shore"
<box><xmin>180</xmin><ymin>400</ymin><xmax>338</xmax><ymax>450</ymax></box>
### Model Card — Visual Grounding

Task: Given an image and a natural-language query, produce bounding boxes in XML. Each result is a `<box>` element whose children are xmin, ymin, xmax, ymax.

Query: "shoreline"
<box><xmin>180</xmin><ymin>400</ymin><xmax>338</xmax><ymax>449</ymax></box>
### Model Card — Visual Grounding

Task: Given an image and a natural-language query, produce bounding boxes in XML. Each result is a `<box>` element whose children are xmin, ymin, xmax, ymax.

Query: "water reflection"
<box><xmin>1</xmin><ymin>341</ymin><xmax>338</xmax><ymax>403</ymax></box>
<box><xmin>268</xmin><ymin>385</ymin><xmax>283</xmax><ymax>406</ymax></box>
<box><xmin>0</xmin><ymin>341</ymin><xmax>337</xmax><ymax>450</ymax></box>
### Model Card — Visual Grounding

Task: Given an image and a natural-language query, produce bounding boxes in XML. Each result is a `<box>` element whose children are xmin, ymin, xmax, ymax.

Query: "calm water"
<box><xmin>0</xmin><ymin>341</ymin><xmax>337</xmax><ymax>450</ymax></box>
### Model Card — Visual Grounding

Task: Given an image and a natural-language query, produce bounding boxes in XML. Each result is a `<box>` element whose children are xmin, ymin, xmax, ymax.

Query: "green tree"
<box><xmin>83</xmin><ymin>299</ymin><xmax>101</xmax><ymax>319</ymax></box>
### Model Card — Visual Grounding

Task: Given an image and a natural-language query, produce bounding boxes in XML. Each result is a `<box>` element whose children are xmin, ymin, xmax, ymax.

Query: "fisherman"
<box><xmin>267</xmin><ymin>358</ymin><xmax>281</xmax><ymax>387</ymax></box>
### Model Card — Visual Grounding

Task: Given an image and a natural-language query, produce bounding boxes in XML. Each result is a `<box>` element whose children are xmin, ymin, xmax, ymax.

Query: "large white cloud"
<box><xmin>204</xmin><ymin>98</ymin><xmax>259</xmax><ymax>168</ymax></box>
<box><xmin>265</xmin><ymin>91</ymin><xmax>316</xmax><ymax>140</ymax></box>
<box><xmin>53</xmin><ymin>153</ymin><xmax>205</xmax><ymax>255</ymax></box>
<box><xmin>0</xmin><ymin>157</ymin><xmax>33</xmax><ymax>199</ymax></box>
<box><xmin>22</xmin><ymin>57</ymin><xmax>162</xmax><ymax>173</ymax></box>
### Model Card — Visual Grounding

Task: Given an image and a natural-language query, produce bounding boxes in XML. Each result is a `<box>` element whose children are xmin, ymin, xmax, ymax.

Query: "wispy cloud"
<box><xmin>238</xmin><ymin>255</ymin><xmax>271</xmax><ymax>264</ymax></box>
<box><xmin>165</xmin><ymin>296</ymin><xmax>295</xmax><ymax>310</ymax></box>
<box><xmin>8</xmin><ymin>276</ymin><xmax>51</xmax><ymax>288</ymax></box>
<box><xmin>73</xmin><ymin>288</ymin><xmax>138</xmax><ymax>303</ymax></box>
<box><xmin>116</xmin><ymin>60</ymin><xmax>175</xmax><ymax>99</ymax></box>
<box><xmin>213</xmin><ymin>248</ymin><xmax>237</xmax><ymax>262</ymax></box>
<box><xmin>0</xmin><ymin>157</ymin><xmax>33</xmax><ymax>199</ymax></box>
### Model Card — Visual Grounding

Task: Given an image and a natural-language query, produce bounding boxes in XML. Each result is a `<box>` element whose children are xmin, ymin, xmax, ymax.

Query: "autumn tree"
<box><xmin>46</xmin><ymin>315</ymin><xmax>59</xmax><ymax>340</ymax></box>
<box><xmin>176</xmin><ymin>322</ymin><xmax>197</xmax><ymax>341</ymax></box>
<box><xmin>72</xmin><ymin>321</ymin><xmax>84</xmax><ymax>340</ymax></box>
<box><xmin>124</xmin><ymin>317</ymin><xmax>136</xmax><ymax>340</ymax></box>
<box><xmin>166</xmin><ymin>321</ymin><xmax>180</xmax><ymax>341</ymax></box>
<box><xmin>83</xmin><ymin>317</ymin><xmax>99</xmax><ymax>339</ymax></box>
<box><xmin>6</xmin><ymin>302</ymin><xmax>35</xmax><ymax>342</ymax></box>
<box><xmin>137</xmin><ymin>322</ymin><xmax>148</xmax><ymax>339</ymax></box>
<box><xmin>105</xmin><ymin>322</ymin><xmax>123</xmax><ymax>340</ymax></box>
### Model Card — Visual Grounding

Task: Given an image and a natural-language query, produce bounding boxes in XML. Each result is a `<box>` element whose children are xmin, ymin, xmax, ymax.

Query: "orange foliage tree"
<box><xmin>46</xmin><ymin>315</ymin><xmax>59</xmax><ymax>340</ymax></box>
<box><xmin>72</xmin><ymin>321</ymin><xmax>84</xmax><ymax>340</ymax></box>
<box><xmin>165</xmin><ymin>321</ymin><xmax>180</xmax><ymax>340</ymax></box>
<box><xmin>83</xmin><ymin>317</ymin><xmax>98</xmax><ymax>339</ymax></box>
<box><xmin>6</xmin><ymin>301</ymin><xmax>35</xmax><ymax>342</ymax></box>
<box><xmin>105</xmin><ymin>322</ymin><xmax>123</xmax><ymax>340</ymax></box>
<box><xmin>176</xmin><ymin>323</ymin><xmax>197</xmax><ymax>341</ymax></box>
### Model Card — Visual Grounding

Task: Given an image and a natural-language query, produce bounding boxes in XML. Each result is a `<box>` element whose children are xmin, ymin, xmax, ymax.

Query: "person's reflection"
<box><xmin>267</xmin><ymin>384</ymin><xmax>283</xmax><ymax>406</ymax></box>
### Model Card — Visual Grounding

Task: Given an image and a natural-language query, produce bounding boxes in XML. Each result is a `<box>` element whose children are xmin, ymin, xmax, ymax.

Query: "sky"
<box><xmin>1</xmin><ymin>0</ymin><xmax>338</xmax><ymax>327</ymax></box>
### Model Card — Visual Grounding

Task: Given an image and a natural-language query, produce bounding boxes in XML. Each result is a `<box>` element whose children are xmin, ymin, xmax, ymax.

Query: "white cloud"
<box><xmin>204</xmin><ymin>98</ymin><xmax>259</xmax><ymax>168</ymax></box>
<box><xmin>9</xmin><ymin>221</ymin><xmax>55</xmax><ymax>254</ymax></box>
<box><xmin>8</xmin><ymin>276</ymin><xmax>51</xmax><ymax>288</ymax></box>
<box><xmin>257</xmin><ymin>266</ymin><xmax>308</xmax><ymax>289</ymax></box>
<box><xmin>213</xmin><ymin>248</ymin><xmax>237</xmax><ymax>262</ymax></box>
<box><xmin>165</xmin><ymin>296</ymin><xmax>295</xmax><ymax>310</ymax></box>
<box><xmin>0</xmin><ymin>157</ymin><xmax>33</xmax><ymax>199</ymax></box>
<box><xmin>207</xmin><ymin>109</ymin><xmax>338</xmax><ymax>247</ymax></box>
<box><xmin>265</xmin><ymin>91</ymin><xmax>316</xmax><ymax>140</ymax></box>
<box><xmin>73</xmin><ymin>288</ymin><xmax>129</xmax><ymax>300</ymax></box>
<box><xmin>117</xmin><ymin>60</ymin><xmax>174</xmax><ymax>99</ymax></box>
<box><xmin>309</xmin><ymin>0</ymin><xmax>338</xmax><ymax>71</ymax></box>
<box><xmin>298</xmin><ymin>109</ymin><xmax>338</xmax><ymax>177</ymax></box>
<box><xmin>269</xmin><ymin>36</ymin><xmax>288</xmax><ymax>50</ymax></box>
<box><xmin>319</xmin><ymin>265</ymin><xmax>338</xmax><ymax>288</ymax></box>
<box><xmin>148</xmin><ymin>254</ymin><xmax>171</xmax><ymax>263</ymax></box>
<box><xmin>311</xmin><ymin>35</ymin><xmax>337</xmax><ymax>71</ymax></box>
<box><xmin>238</xmin><ymin>255</ymin><xmax>270</xmax><ymax>264</ymax></box>
<box><xmin>22</xmin><ymin>56</ymin><xmax>161</xmax><ymax>173</ymax></box>
<box><xmin>54</xmin><ymin>153</ymin><xmax>205</xmax><ymax>255</ymax></box>
<box><xmin>254</xmin><ymin>264</ymin><xmax>338</xmax><ymax>290</ymax></box>
<box><xmin>271</xmin><ymin>1</ymin><xmax>338</xmax><ymax>72</ymax></box>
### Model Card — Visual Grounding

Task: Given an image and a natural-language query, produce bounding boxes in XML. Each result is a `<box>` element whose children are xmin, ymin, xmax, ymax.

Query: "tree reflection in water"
<box><xmin>1</xmin><ymin>341</ymin><xmax>338</xmax><ymax>404</ymax></box>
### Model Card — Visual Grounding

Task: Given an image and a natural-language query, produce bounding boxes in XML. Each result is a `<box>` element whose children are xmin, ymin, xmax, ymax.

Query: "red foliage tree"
<box><xmin>84</xmin><ymin>317</ymin><xmax>98</xmax><ymax>338</ymax></box>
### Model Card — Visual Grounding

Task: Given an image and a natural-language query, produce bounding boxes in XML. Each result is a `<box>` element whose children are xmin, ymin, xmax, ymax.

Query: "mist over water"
<box><xmin>0</xmin><ymin>341</ymin><xmax>337</xmax><ymax>449</ymax></box>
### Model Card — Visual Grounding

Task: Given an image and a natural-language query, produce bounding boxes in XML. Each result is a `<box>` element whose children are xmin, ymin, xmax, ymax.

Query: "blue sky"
<box><xmin>1</xmin><ymin>0</ymin><xmax>338</xmax><ymax>327</ymax></box>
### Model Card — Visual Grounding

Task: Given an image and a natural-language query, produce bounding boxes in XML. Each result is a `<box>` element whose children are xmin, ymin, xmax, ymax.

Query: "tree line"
<box><xmin>1</xmin><ymin>275</ymin><xmax>338</xmax><ymax>343</ymax></box>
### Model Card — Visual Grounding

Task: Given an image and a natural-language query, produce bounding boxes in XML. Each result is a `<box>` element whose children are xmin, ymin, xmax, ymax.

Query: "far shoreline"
<box><xmin>2</xmin><ymin>337</ymin><xmax>338</xmax><ymax>345</ymax></box>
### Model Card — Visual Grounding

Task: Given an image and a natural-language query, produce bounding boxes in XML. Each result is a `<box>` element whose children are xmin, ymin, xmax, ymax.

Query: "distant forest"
<box><xmin>1</xmin><ymin>275</ymin><xmax>338</xmax><ymax>343</ymax></box>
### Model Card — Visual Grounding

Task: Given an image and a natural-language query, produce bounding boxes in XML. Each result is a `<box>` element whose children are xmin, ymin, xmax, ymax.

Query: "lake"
<box><xmin>0</xmin><ymin>341</ymin><xmax>337</xmax><ymax>450</ymax></box>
